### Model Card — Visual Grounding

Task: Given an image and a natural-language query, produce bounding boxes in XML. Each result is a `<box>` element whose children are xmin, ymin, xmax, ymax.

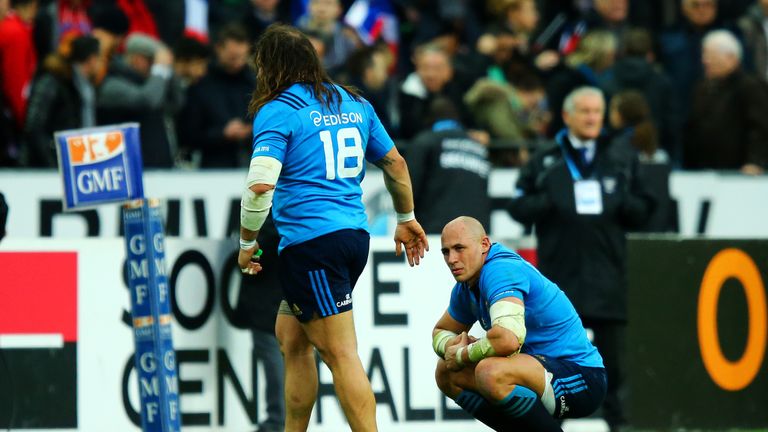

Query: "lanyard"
<box><xmin>433</xmin><ymin>119</ymin><xmax>461</xmax><ymax>132</ymax></box>
<box><xmin>555</xmin><ymin>130</ymin><xmax>585</xmax><ymax>181</ymax></box>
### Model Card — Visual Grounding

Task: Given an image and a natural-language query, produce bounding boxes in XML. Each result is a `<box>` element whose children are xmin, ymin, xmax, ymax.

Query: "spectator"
<box><xmin>241</xmin><ymin>0</ymin><xmax>290</xmax><ymax>43</ymax></box>
<box><xmin>23</xmin><ymin>35</ymin><xmax>101</xmax><ymax>167</ymax></box>
<box><xmin>398</xmin><ymin>44</ymin><xmax>467</xmax><ymax>139</ymax></box>
<box><xmin>97</xmin><ymin>33</ymin><xmax>183</xmax><ymax>168</ymax></box>
<box><xmin>0</xmin><ymin>0</ymin><xmax>40</xmax><ymax>132</ymax></box>
<box><xmin>343</xmin><ymin>44</ymin><xmax>395</xmax><ymax>132</ymax></box>
<box><xmin>464</xmin><ymin>71</ymin><xmax>549</xmax><ymax>154</ymax></box>
<box><xmin>144</xmin><ymin>0</ymin><xmax>185</xmax><ymax>47</ymax></box>
<box><xmin>609</xmin><ymin>90</ymin><xmax>675</xmax><ymax>232</ymax></box>
<box><xmin>546</xmin><ymin>30</ymin><xmax>617</xmax><ymax>134</ymax></box>
<box><xmin>171</xmin><ymin>35</ymin><xmax>209</xmax><ymax>167</ymax></box>
<box><xmin>685</xmin><ymin>30</ymin><xmax>768</xmax><ymax>174</ymax></box>
<box><xmin>547</xmin><ymin>0</ymin><xmax>630</xmax><ymax>56</ymax></box>
<box><xmin>33</xmin><ymin>0</ymin><xmax>92</xmax><ymax>61</ymax></box>
<box><xmin>180</xmin><ymin>24</ymin><xmax>254</xmax><ymax>168</ymax></box>
<box><xmin>172</xmin><ymin>35</ymin><xmax>210</xmax><ymax>87</ymax></box>
<box><xmin>737</xmin><ymin>0</ymin><xmax>768</xmax><ymax>81</ymax></box>
<box><xmin>608</xmin><ymin>28</ymin><xmax>680</xmax><ymax>164</ymax></box>
<box><xmin>405</xmin><ymin>98</ymin><xmax>491</xmax><ymax>234</ymax></box>
<box><xmin>659</xmin><ymin>0</ymin><xmax>724</xmax><ymax>120</ymax></box>
<box><xmin>609</xmin><ymin>90</ymin><xmax>667</xmax><ymax>163</ymax></box>
<box><xmin>508</xmin><ymin>87</ymin><xmax>654</xmax><ymax>432</ymax></box>
<box><xmin>88</xmin><ymin>3</ymin><xmax>129</xmax><ymax>83</ymax></box>
<box><xmin>477</xmin><ymin>0</ymin><xmax>560</xmax><ymax>80</ymax></box>
<box><xmin>589</xmin><ymin>0</ymin><xmax>631</xmax><ymax>35</ymax></box>
<box><xmin>112</xmin><ymin>0</ymin><xmax>158</xmax><ymax>38</ymax></box>
<box><xmin>235</xmin><ymin>214</ymin><xmax>285</xmax><ymax>432</ymax></box>
<box><xmin>296</xmin><ymin>0</ymin><xmax>360</xmax><ymax>74</ymax></box>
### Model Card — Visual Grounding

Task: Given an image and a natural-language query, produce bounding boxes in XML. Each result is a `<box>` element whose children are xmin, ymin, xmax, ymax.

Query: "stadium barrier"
<box><xmin>1</xmin><ymin>169</ymin><xmax>768</xmax><ymax>240</ymax></box>
<box><xmin>0</xmin><ymin>236</ymin><xmax>491</xmax><ymax>431</ymax></box>
<box><xmin>627</xmin><ymin>237</ymin><xmax>767</xmax><ymax>430</ymax></box>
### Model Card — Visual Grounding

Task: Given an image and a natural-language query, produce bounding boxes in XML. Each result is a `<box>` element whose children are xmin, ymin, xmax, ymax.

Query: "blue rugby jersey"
<box><xmin>448</xmin><ymin>243</ymin><xmax>604</xmax><ymax>367</ymax></box>
<box><xmin>251</xmin><ymin>83</ymin><xmax>394</xmax><ymax>251</ymax></box>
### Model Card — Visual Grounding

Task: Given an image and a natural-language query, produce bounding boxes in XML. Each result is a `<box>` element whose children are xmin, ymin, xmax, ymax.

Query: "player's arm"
<box><xmin>238</xmin><ymin>156</ymin><xmax>282</xmax><ymax>274</ymax></box>
<box><xmin>373</xmin><ymin>147</ymin><xmax>429</xmax><ymax>266</ymax></box>
<box><xmin>449</xmin><ymin>297</ymin><xmax>527</xmax><ymax>369</ymax></box>
<box><xmin>432</xmin><ymin>310</ymin><xmax>473</xmax><ymax>360</ymax></box>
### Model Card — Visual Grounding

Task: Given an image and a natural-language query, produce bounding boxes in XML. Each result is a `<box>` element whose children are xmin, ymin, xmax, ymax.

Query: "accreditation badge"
<box><xmin>574</xmin><ymin>179</ymin><xmax>603</xmax><ymax>215</ymax></box>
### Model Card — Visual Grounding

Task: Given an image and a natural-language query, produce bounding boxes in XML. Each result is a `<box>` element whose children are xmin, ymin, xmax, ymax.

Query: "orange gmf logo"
<box><xmin>698</xmin><ymin>248</ymin><xmax>767</xmax><ymax>391</ymax></box>
<box><xmin>66</xmin><ymin>131</ymin><xmax>124</xmax><ymax>164</ymax></box>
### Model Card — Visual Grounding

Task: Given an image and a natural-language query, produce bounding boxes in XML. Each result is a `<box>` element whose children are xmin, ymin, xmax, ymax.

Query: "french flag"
<box><xmin>344</xmin><ymin>0</ymin><xmax>398</xmax><ymax>48</ymax></box>
<box><xmin>184</xmin><ymin>0</ymin><xmax>209</xmax><ymax>43</ymax></box>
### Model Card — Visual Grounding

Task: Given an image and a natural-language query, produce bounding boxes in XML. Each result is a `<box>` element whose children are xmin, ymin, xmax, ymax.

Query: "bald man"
<box><xmin>432</xmin><ymin>217</ymin><xmax>606</xmax><ymax>432</ymax></box>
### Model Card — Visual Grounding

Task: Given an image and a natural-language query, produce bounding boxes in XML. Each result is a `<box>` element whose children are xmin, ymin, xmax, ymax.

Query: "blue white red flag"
<box><xmin>344</xmin><ymin>0</ymin><xmax>399</xmax><ymax>47</ymax></box>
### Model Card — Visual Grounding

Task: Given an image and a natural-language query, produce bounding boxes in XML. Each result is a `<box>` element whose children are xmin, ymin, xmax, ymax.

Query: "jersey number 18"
<box><xmin>320</xmin><ymin>127</ymin><xmax>364</xmax><ymax>180</ymax></box>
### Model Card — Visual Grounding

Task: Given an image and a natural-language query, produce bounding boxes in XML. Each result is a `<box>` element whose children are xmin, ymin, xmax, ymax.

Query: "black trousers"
<box><xmin>582</xmin><ymin>319</ymin><xmax>627</xmax><ymax>431</ymax></box>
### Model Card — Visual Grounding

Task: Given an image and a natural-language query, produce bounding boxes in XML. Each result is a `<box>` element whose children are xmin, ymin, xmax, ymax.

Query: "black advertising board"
<box><xmin>627</xmin><ymin>237</ymin><xmax>767</xmax><ymax>429</ymax></box>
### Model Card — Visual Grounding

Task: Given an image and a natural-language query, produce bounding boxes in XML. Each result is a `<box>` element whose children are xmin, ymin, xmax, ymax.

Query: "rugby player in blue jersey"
<box><xmin>237</xmin><ymin>25</ymin><xmax>429</xmax><ymax>432</ymax></box>
<box><xmin>433</xmin><ymin>217</ymin><xmax>606</xmax><ymax>431</ymax></box>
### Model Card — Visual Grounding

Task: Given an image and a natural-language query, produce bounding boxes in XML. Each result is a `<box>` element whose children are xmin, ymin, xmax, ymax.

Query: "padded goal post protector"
<box><xmin>124</xmin><ymin>199</ymin><xmax>181</xmax><ymax>432</ymax></box>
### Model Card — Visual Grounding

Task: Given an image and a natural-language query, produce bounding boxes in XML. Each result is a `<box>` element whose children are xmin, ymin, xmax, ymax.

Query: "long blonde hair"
<box><xmin>565</xmin><ymin>31</ymin><xmax>617</xmax><ymax>71</ymax></box>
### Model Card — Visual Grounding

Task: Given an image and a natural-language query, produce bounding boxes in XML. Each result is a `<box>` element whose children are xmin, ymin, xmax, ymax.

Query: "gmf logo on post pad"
<box><xmin>55</xmin><ymin>123</ymin><xmax>144</xmax><ymax>210</ymax></box>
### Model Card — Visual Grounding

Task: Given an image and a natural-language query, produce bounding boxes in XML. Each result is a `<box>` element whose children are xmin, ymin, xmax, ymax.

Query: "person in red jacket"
<box><xmin>0</xmin><ymin>0</ymin><xmax>38</xmax><ymax>131</ymax></box>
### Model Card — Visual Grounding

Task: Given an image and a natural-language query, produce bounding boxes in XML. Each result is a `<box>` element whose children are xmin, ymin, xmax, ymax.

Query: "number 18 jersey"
<box><xmin>251</xmin><ymin>83</ymin><xmax>394</xmax><ymax>252</ymax></box>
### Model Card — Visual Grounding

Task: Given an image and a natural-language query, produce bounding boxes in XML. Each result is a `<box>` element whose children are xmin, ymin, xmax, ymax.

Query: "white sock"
<box><xmin>541</xmin><ymin>370</ymin><xmax>556</xmax><ymax>415</ymax></box>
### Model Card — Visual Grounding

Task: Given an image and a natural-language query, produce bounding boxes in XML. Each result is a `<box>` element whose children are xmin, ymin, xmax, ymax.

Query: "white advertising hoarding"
<box><xmin>2</xmin><ymin>170</ymin><xmax>768</xmax><ymax>241</ymax></box>
<box><xmin>0</xmin><ymin>237</ymin><xmax>492</xmax><ymax>431</ymax></box>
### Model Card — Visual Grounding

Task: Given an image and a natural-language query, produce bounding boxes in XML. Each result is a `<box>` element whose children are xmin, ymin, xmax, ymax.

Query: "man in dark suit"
<box><xmin>508</xmin><ymin>86</ymin><xmax>653</xmax><ymax>432</ymax></box>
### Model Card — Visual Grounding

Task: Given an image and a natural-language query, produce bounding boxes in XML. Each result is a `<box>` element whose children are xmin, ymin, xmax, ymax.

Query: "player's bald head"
<box><xmin>442</xmin><ymin>216</ymin><xmax>487</xmax><ymax>241</ymax></box>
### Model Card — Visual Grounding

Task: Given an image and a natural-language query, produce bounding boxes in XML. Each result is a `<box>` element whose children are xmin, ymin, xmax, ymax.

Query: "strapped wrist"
<box><xmin>239</xmin><ymin>238</ymin><xmax>257</xmax><ymax>250</ymax></box>
<box><xmin>396</xmin><ymin>210</ymin><xmax>415</xmax><ymax>224</ymax></box>
<box><xmin>432</xmin><ymin>330</ymin><xmax>458</xmax><ymax>358</ymax></box>
<box><xmin>455</xmin><ymin>346</ymin><xmax>466</xmax><ymax>367</ymax></box>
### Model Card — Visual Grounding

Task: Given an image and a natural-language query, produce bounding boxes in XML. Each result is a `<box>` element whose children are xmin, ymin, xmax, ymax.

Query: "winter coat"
<box><xmin>406</xmin><ymin>125</ymin><xmax>491</xmax><ymax>234</ymax></box>
<box><xmin>179</xmin><ymin>62</ymin><xmax>255</xmax><ymax>168</ymax></box>
<box><xmin>23</xmin><ymin>57</ymin><xmax>84</xmax><ymax>167</ymax></box>
<box><xmin>738</xmin><ymin>4</ymin><xmax>768</xmax><ymax>81</ymax></box>
<box><xmin>508</xmin><ymin>132</ymin><xmax>653</xmax><ymax>321</ymax></box>
<box><xmin>609</xmin><ymin>56</ymin><xmax>681</xmax><ymax>163</ymax></box>
<box><xmin>684</xmin><ymin>69</ymin><xmax>768</xmax><ymax>169</ymax></box>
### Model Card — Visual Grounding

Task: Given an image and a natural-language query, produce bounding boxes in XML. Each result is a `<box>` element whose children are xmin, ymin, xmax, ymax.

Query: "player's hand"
<box><xmin>238</xmin><ymin>243</ymin><xmax>262</xmax><ymax>276</ymax></box>
<box><xmin>444</xmin><ymin>332</ymin><xmax>469</xmax><ymax>372</ymax></box>
<box><xmin>394</xmin><ymin>219</ymin><xmax>429</xmax><ymax>266</ymax></box>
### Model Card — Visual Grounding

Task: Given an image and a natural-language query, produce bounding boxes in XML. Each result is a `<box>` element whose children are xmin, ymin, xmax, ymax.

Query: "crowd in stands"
<box><xmin>1</xmin><ymin>0</ymin><xmax>767</xmax><ymax>173</ymax></box>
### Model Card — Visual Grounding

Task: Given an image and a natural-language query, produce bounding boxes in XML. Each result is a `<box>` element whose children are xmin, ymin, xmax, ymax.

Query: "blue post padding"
<box><xmin>124</xmin><ymin>200</ymin><xmax>181</xmax><ymax>432</ymax></box>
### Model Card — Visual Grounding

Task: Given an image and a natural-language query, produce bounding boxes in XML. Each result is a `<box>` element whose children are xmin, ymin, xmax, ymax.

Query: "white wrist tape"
<box><xmin>490</xmin><ymin>300</ymin><xmax>527</xmax><ymax>346</ymax></box>
<box><xmin>239</xmin><ymin>238</ymin><xmax>257</xmax><ymax>250</ymax></box>
<box><xmin>455</xmin><ymin>346</ymin><xmax>466</xmax><ymax>367</ymax></box>
<box><xmin>467</xmin><ymin>337</ymin><xmax>497</xmax><ymax>363</ymax></box>
<box><xmin>432</xmin><ymin>330</ymin><xmax>458</xmax><ymax>358</ymax></box>
<box><xmin>396</xmin><ymin>211</ymin><xmax>415</xmax><ymax>224</ymax></box>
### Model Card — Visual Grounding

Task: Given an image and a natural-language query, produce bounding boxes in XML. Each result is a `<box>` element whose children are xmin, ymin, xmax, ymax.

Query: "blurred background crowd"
<box><xmin>1</xmin><ymin>0</ymin><xmax>767</xmax><ymax>172</ymax></box>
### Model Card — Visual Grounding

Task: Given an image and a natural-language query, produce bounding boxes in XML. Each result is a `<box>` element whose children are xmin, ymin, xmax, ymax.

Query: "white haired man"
<box><xmin>508</xmin><ymin>86</ymin><xmax>654</xmax><ymax>432</ymax></box>
<box><xmin>684</xmin><ymin>29</ymin><xmax>768</xmax><ymax>174</ymax></box>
